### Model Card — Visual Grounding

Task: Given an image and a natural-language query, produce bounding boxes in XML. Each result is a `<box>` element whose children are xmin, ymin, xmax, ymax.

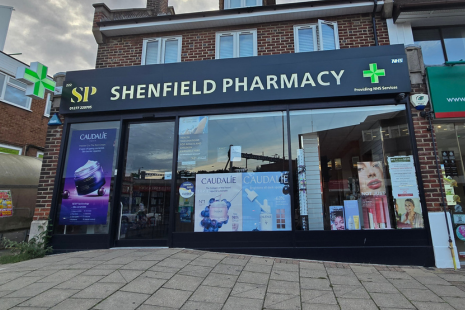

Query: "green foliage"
<box><xmin>0</xmin><ymin>223</ymin><xmax>53</xmax><ymax>264</ymax></box>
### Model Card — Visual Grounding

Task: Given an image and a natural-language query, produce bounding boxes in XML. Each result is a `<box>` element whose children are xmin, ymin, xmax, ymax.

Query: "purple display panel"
<box><xmin>58</xmin><ymin>128</ymin><xmax>117</xmax><ymax>225</ymax></box>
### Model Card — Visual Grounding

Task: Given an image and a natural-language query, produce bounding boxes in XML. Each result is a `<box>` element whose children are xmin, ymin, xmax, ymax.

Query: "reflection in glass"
<box><xmin>239</xmin><ymin>33</ymin><xmax>254</xmax><ymax>57</ymax></box>
<box><xmin>164</xmin><ymin>40</ymin><xmax>179</xmax><ymax>64</ymax></box>
<box><xmin>176</xmin><ymin>112</ymin><xmax>289</xmax><ymax>233</ymax></box>
<box><xmin>220</xmin><ymin>35</ymin><xmax>234</xmax><ymax>59</ymax></box>
<box><xmin>290</xmin><ymin>106</ymin><xmax>423</xmax><ymax>231</ymax></box>
<box><xmin>413</xmin><ymin>29</ymin><xmax>445</xmax><ymax>65</ymax></box>
<box><xmin>5</xmin><ymin>85</ymin><xmax>29</xmax><ymax>108</ymax></box>
<box><xmin>321</xmin><ymin>23</ymin><xmax>336</xmax><ymax>50</ymax></box>
<box><xmin>119</xmin><ymin>122</ymin><xmax>175</xmax><ymax>240</ymax></box>
<box><xmin>145</xmin><ymin>41</ymin><xmax>159</xmax><ymax>65</ymax></box>
<box><xmin>298</xmin><ymin>28</ymin><xmax>315</xmax><ymax>52</ymax></box>
<box><xmin>443</xmin><ymin>27</ymin><xmax>465</xmax><ymax>62</ymax></box>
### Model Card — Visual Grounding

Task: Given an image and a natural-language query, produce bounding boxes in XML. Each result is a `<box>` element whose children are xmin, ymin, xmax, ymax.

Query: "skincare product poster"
<box><xmin>0</xmin><ymin>190</ymin><xmax>13</xmax><ymax>218</ymax></box>
<box><xmin>395</xmin><ymin>198</ymin><xmax>424</xmax><ymax>229</ymax></box>
<box><xmin>357</xmin><ymin>161</ymin><xmax>386</xmax><ymax>196</ymax></box>
<box><xmin>242</xmin><ymin>172</ymin><xmax>291</xmax><ymax>231</ymax></box>
<box><xmin>361</xmin><ymin>195</ymin><xmax>391</xmax><ymax>229</ymax></box>
<box><xmin>330</xmin><ymin>206</ymin><xmax>345</xmax><ymax>230</ymax></box>
<box><xmin>59</xmin><ymin>128</ymin><xmax>117</xmax><ymax>225</ymax></box>
<box><xmin>195</xmin><ymin>173</ymin><xmax>243</xmax><ymax>232</ymax></box>
<box><xmin>178</xmin><ymin>116</ymin><xmax>208</xmax><ymax>164</ymax></box>
<box><xmin>343</xmin><ymin>200</ymin><xmax>360</xmax><ymax>230</ymax></box>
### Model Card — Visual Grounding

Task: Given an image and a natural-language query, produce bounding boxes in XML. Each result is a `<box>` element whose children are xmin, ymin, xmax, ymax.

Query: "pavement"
<box><xmin>0</xmin><ymin>248</ymin><xmax>464</xmax><ymax>310</ymax></box>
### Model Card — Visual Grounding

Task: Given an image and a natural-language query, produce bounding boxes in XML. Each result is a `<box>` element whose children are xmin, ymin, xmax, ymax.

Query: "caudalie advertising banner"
<box><xmin>60</xmin><ymin>45</ymin><xmax>411</xmax><ymax>114</ymax></box>
<box><xmin>427</xmin><ymin>66</ymin><xmax>465</xmax><ymax>119</ymax></box>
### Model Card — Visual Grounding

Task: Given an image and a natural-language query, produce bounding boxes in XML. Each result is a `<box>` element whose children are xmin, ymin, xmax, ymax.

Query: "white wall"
<box><xmin>386</xmin><ymin>18</ymin><xmax>414</xmax><ymax>45</ymax></box>
<box><xmin>0</xmin><ymin>5</ymin><xmax>13</xmax><ymax>52</ymax></box>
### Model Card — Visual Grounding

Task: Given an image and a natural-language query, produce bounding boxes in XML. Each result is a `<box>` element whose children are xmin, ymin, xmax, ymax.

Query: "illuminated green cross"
<box><xmin>363</xmin><ymin>63</ymin><xmax>386</xmax><ymax>84</ymax></box>
<box><xmin>16</xmin><ymin>62</ymin><xmax>56</xmax><ymax>99</ymax></box>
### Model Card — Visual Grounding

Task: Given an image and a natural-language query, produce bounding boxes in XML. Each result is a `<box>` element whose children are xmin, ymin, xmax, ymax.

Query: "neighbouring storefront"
<box><xmin>428</xmin><ymin>65</ymin><xmax>465</xmax><ymax>265</ymax></box>
<box><xmin>49</xmin><ymin>45</ymin><xmax>434</xmax><ymax>265</ymax></box>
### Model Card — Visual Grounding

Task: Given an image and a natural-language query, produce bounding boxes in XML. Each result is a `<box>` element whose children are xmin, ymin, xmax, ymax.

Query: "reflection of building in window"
<box><xmin>363</xmin><ymin>125</ymin><xmax>409</xmax><ymax>142</ymax></box>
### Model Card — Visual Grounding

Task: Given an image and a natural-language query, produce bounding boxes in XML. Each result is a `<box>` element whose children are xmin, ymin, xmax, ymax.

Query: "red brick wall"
<box><xmin>95</xmin><ymin>13</ymin><xmax>388</xmax><ymax>68</ymax></box>
<box><xmin>0</xmin><ymin>97</ymin><xmax>49</xmax><ymax>157</ymax></box>
<box><xmin>33</xmin><ymin>105</ymin><xmax>64</xmax><ymax>221</ymax></box>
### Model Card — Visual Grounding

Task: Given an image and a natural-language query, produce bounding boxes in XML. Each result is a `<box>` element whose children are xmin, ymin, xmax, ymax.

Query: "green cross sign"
<box><xmin>16</xmin><ymin>62</ymin><xmax>56</xmax><ymax>100</ymax></box>
<box><xmin>363</xmin><ymin>63</ymin><xmax>386</xmax><ymax>84</ymax></box>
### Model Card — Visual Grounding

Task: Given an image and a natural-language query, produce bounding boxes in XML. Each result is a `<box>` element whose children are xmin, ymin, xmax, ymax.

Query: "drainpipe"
<box><xmin>372</xmin><ymin>0</ymin><xmax>379</xmax><ymax>46</ymax></box>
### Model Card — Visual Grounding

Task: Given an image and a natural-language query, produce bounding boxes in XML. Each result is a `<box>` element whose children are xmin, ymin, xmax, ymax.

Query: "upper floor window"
<box><xmin>225</xmin><ymin>0</ymin><xmax>262</xmax><ymax>9</ymax></box>
<box><xmin>0</xmin><ymin>72</ymin><xmax>32</xmax><ymax>110</ymax></box>
<box><xmin>413</xmin><ymin>26</ymin><xmax>465</xmax><ymax>66</ymax></box>
<box><xmin>44</xmin><ymin>93</ymin><xmax>52</xmax><ymax>117</ymax></box>
<box><xmin>0</xmin><ymin>143</ymin><xmax>22</xmax><ymax>155</ymax></box>
<box><xmin>142</xmin><ymin>36</ymin><xmax>182</xmax><ymax>65</ymax></box>
<box><xmin>216</xmin><ymin>29</ymin><xmax>257</xmax><ymax>59</ymax></box>
<box><xmin>294</xmin><ymin>20</ymin><xmax>340</xmax><ymax>53</ymax></box>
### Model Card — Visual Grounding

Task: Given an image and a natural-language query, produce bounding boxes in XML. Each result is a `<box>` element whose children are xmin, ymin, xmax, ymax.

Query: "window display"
<box><xmin>176</xmin><ymin>112</ymin><xmax>289</xmax><ymax>232</ymax></box>
<box><xmin>290</xmin><ymin>105</ymin><xmax>424</xmax><ymax>231</ymax></box>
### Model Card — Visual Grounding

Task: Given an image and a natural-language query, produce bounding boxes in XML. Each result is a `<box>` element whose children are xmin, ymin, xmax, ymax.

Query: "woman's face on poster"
<box><xmin>357</xmin><ymin>161</ymin><xmax>385</xmax><ymax>195</ymax></box>
<box><xmin>405</xmin><ymin>200</ymin><xmax>415</xmax><ymax>214</ymax></box>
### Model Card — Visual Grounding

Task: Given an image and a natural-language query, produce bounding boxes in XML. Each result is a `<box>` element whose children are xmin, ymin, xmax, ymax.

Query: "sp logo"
<box><xmin>71</xmin><ymin>87</ymin><xmax>97</xmax><ymax>103</ymax></box>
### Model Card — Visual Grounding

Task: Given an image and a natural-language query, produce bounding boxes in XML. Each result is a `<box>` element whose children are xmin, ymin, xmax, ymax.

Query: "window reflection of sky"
<box><xmin>4</xmin><ymin>85</ymin><xmax>29</xmax><ymax>108</ymax></box>
<box><xmin>179</xmin><ymin>112</ymin><xmax>287</xmax><ymax>173</ymax></box>
<box><xmin>125</xmin><ymin>122</ymin><xmax>175</xmax><ymax>176</ymax></box>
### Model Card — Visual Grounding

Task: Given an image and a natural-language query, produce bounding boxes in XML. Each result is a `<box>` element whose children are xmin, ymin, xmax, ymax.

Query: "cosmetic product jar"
<box><xmin>74</xmin><ymin>160</ymin><xmax>106</xmax><ymax>195</ymax></box>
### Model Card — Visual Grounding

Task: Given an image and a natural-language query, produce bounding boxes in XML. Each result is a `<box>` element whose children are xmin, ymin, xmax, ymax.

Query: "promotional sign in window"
<box><xmin>58</xmin><ymin>129</ymin><xmax>117</xmax><ymax>225</ymax></box>
<box><xmin>0</xmin><ymin>190</ymin><xmax>13</xmax><ymax>218</ymax></box>
<box><xmin>195</xmin><ymin>172</ymin><xmax>291</xmax><ymax>232</ymax></box>
<box><xmin>178</xmin><ymin>116</ymin><xmax>208</xmax><ymax>165</ymax></box>
<box><xmin>387</xmin><ymin>156</ymin><xmax>424</xmax><ymax>229</ymax></box>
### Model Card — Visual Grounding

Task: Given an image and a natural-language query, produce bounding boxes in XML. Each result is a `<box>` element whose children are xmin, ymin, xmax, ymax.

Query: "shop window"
<box><xmin>290</xmin><ymin>105</ymin><xmax>424</xmax><ymax>231</ymax></box>
<box><xmin>435</xmin><ymin>123</ymin><xmax>465</xmax><ymax>264</ymax></box>
<box><xmin>54</xmin><ymin>121</ymin><xmax>121</xmax><ymax>235</ymax></box>
<box><xmin>142</xmin><ymin>36</ymin><xmax>182</xmax><ymax>65</ymax></box>
<box><xmin>413</xmin><ymin>26</ymin><xmax>465</xmax><ymax>65</ymax></box>
<box><xmin>175</xmin><ymin>112</ymin><xmax>289</xmax><ymax>232</ymax></box>
<box><xmin>0</xmin><ymin>143</ymin><xmax>22</xmax><ymax>155</ymax></box>
<box><xmin>224</xmin><ymin>0</ymin><xmax>262</xmax><ymax>9</ymax></box>
<box><xmin>0</xmin><ymin>72</ymin><xmax>32</xmax><ymax>110</ymax></box>
<box><xmin>294</xmin><ymin>20</ymin><xmax>340</xmax><ymax>53</ymax></box>
<box><xmin>216</xmin><ymin>30</ymin><xmax>257</xmax><ymax>59</ymax></box>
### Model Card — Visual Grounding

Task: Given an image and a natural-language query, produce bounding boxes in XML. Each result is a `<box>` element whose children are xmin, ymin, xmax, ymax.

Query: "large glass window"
<box><xmin>434</xmin><ymin>123</ymin><xmax>465</xmax><ymax>265</ymax></box>
<box><xmin>413</xmin><ymin>26</ymin><xmax>465</xmax><ymax>65</ymax></box>
<box><xmin>54</xmin><ymin>121</ymin><xmax>120</xmax><ymax>235</ymax></box>
<box><xmin>290</xmin><ymin>105</ymin><xmax>424</xmax><ymax>231</ymax></box>
<box><xmin>175</xmin><ymin>112</ymin><xmax>289</xmax><ymax>233</ymax></box>
<box><xmin>225</xmin><ymin>0</ymin><xmax>262</xmax><ymax>9</ymax></box>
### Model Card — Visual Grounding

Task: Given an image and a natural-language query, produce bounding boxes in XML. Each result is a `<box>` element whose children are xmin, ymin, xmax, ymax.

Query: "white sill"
<box><xmin>1</xmin><ymin>99</ymin><xmax>32</xmax><ymax>112</ymax></box>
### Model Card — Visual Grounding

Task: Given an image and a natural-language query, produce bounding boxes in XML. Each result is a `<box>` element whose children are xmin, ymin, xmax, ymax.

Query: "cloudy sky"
<box><xmin>2</xmin><ymin>0</ymin><xmax>303</xmax><ymax>75</ymax></box>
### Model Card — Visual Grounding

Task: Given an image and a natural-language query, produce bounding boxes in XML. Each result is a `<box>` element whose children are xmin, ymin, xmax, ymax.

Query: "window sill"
<box><xmin>1</xmin><ymin>100</ymin><xmax>32</xmax><ymax>112</ymax></box>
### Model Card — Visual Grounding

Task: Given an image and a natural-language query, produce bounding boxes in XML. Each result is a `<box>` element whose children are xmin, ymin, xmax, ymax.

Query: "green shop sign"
<box><xmin>427</xmin><ymin>66</ymin><xmax>465</xmax><ymax>119</ymax></box>
<box><xmin>16</xmin><ymin>62</ymin><xmax>56</xmax><ymax>100</ymax></box>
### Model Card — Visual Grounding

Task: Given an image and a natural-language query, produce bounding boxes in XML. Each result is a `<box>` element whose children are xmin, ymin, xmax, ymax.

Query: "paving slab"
<box><xmin>401</xmin><ymin>288</ymin><xmax>444</xmax><ymax>302</ymax></box>
<box><xmin>93</xmin><ymin>291</ymin><xmax>149</xmax><ymax>310</ymax></box>
<box><xmin>412</xmin><ymin>301</ymin><xmax>456</xmax><ymax>310</ymax></box>
<box><xmin>181</xmin><ymin>300</ymin><xmax>223</xmax><ymax>310</ymax></box>
<box><xmin>301</xmin><ymin>289</ymin><xmax>337</xmax><ymax>304</ymax></box>
<box><xmin>188</xmin><ymin>285</ymin><xmax>231</xmax><ymax>303</ymax></box>
<box><xmin>17</xmin><ymin>289</ymin><xmax>79</xmax><ymax>308</ymax></box>
<box><xmin>144</xmin><ymin>288</ymin><xmax>192</xmax><ymax>308</ymax></box>
<box><xmin>332</xmin><ymin>284</ymin><xmax>371</xmax><ymax>299</ymax></box>
<box><xmin>73</xmin><ymin>282</ymin><xmax>125</xmax><ymax>299</ymax></box>
<box><xmin>223</xmin><ymin>296</ymin><xmax>264</xmax><ymax>310</ymax></box>
<box><xmin>337</xmin><ymin>298</ymin><xmax>379</xmax><ymax>310</ymax></box>
<box><xmin>121</xmin><ymin>276</ymin><xmax>166</xmax><ymax>294</ymax></box>
<box><xmin>163</xmin><ymin>274</ymin><xmax>203</xmax><ymax>291</ymax></box>
<box><xmin>239</xmin><ymin>270</ymin><xmax>271</xmax><ymax>284</ymax></box>
<box><xmin>441</xmin><ymin>297</ymin><xmax>465</xmax><ymax>310</ymax></box>
<box><xmin>49</xmin><ymin>298</ymin><xmax>101</xmax><ymax>310</ymax></box>
<box><xmin>370</xmin><ymin>292</ymin><xmax>415</xmax><ymax>308</ymax></box>
<box><xmin>203</xmin><ymin>272</ymin><xmax>238</xmax><ymax>288</ymax></box>
<box><xmin>231</xmin><ymin>282</ymin><xmax>267</xmax><ymax>299</ymax></box>
<box><xmin>425</xmin><ymin>284</ymin><xmax>465</xmax><ymax>297</ymax></box>
<box><xmin>301</xmin><ymin>277</ymin><xmax>332</xmax><ymax>290</ymax></box>
<box><xmin>264</xmin><ymin>293</ymin><xmax>301</xmax><ymax>310</ymax></box>
<box><xmin>0</xmin><ymin>297</ymin><xmax>29</xmax><ymax>310</ymax></box>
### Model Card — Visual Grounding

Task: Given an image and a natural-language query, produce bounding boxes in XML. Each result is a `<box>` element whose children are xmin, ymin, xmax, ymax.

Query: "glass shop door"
<box><xmin>115</xmin><ymin>121</ymin><xmax>175</xmax><ymax>246</ymax></box>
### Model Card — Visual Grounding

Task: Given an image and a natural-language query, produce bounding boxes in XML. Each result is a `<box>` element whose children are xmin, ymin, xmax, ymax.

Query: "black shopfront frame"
<box><xmin>48</xmin><ymin>96</ymin><xmax>435</xmax><ymax>266</ymax></box>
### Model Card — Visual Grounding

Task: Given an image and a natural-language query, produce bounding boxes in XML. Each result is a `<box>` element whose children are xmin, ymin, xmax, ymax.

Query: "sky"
<box><xmin>1</xmin><ymin>0</ymin><xmax>304</xmax><ymax>75</ymax></box>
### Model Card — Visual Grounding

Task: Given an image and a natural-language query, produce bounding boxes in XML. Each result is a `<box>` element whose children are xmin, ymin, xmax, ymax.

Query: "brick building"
<box><xmin>32</xmin><ymin>0</ymin><xmax>465</xmax><ymax>266</ymax></box>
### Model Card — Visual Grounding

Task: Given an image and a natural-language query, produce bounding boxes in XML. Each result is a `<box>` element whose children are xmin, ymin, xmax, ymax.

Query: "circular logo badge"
<box><xmin>457</xmin><ymin>225</ymin><xmax>465</xmax><ymax>241</ymax></box>
<box><xmin>179</xmin><ymin>182</ymin><xmax>195</xmax><ymax>198</ymax></box>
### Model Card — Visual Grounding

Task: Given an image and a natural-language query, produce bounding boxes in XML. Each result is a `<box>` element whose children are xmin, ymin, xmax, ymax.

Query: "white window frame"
<box><xmin>224</xmin><ymin>0</ymin><xmax>262</xmax><ymax>9</ymax></box>
<box><xmin>0</xmin><ymin>72</ymin><xmax>32</xmax><ymax>111</ymax></box>
<box><xmin>215</xmin><ymin>29</ymin><xmax>258</xmax><ymax>59</ymax></box>
<box><xmin>141</xmin><ymin>36</ymin><xmax>182</xmax><ymax>65</ymax></box>
<box><xmin>44</xmin><ymin>93</ymin><xmax>52</xmax><ymax>117</ymax></box>
<box><xmin>37</xmin><ymin>151</ymin><xmax>44</xmax><ymax>159</ymax></box>
<box><xmin>294</xmin><ymin>20</ymin><xmax>340</xmax><ymax>53</ymax></box>
<box><xmin>0</xmin><ymin>143</ymin><xmax>23</xmax><ymax>155</ymax></box>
